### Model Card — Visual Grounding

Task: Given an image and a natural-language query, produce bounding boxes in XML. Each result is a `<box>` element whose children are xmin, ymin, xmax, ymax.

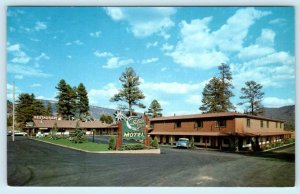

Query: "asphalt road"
<box><xmin>7</xmin><ymin>136</ymin><xmax>295</xmax><ymax>187</ymax></box>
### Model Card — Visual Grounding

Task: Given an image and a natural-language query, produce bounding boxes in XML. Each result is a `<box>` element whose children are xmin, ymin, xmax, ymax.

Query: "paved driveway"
<box><xmin>7</xmin><ymin>136</ymin><xmax>295</xmax><ymax>186</ymax></box>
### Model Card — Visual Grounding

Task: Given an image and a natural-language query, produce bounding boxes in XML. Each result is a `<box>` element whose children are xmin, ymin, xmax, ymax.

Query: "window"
<box><xmin>196</xmin><ymin>120</ymin><xmax>203</xmax><ymax>128</ymax></box>
<box><xmin>216</xmin><ymin>119</ymin><xmax>226</xmax><ymax>127</ymax></box>
<box><xmin>175</xmin><ymin>121</ymin><xmax>181</xmax><ymax>128</ymax></box>
<box><xmin>266</xmin><ymin>121</ymin><xmax>269</xmax><ymax>128</ymax></box>
<box><xmin>260</xmin><ymin>120</ymin><xmax>264</xmax><ymax>128</ymax></box>
<box><xmin>276</xmin><ymin>122</ymin><xmax>278</xmax><ymax>128</ymax></box>
<box><xmin>246</xmin><ymin>119</ymin><xmax>251</xmax><ymax>127</ymax></box>
<box><xmin>280</xmin><ymin>123</ymin><xmax>282</xmax><ymax>129</ymax></box>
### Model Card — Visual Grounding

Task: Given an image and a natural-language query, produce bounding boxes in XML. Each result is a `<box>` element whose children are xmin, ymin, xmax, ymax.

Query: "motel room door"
<box><xmin>211</xmin><ymin>137</ymin><xmax>217</xmax><ymax>148</ymax></box>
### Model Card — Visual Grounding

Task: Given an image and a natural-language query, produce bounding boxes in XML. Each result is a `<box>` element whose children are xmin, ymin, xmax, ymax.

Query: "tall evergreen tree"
<box><xmin>77</xmin><ymin>83</ymin><xmax>89</xmax><ymax>117</ymax></box>
<box><xmin>199</xmin><ymin>77</ymin><xmax>224</xmax><ymax>113</ymax></box>
<box><xmin>15</xmin><ymin>93</ymin><xmax>47</xmax><ymax>127</ymax></box>
<box><xmin>110</xmin><ymin>67</ymin><xmax>145</xmax><ymax>116</ymax></box>
<box><xmin>46</xmin><ymin>101</ymin><xmax>53</xmax><ymax>116</ymax></box>
<box><xmin>218</xmin><ymin>63</ymin><xmax>235</xmax><ymax>111</ymax></box>
<box><xmin>238</xmin><ymin>81</ymin><xmax>264</xmax><ymax>115</ymax></box>
<box><xmin>147</xmin><ymin>100</ymin><xmax>163</xmax><ymax>118</ymax></box>
<box><xmin>55</xmin><ymin>79</ymin><xmax>76</xmax><ymax>119</ymax></box>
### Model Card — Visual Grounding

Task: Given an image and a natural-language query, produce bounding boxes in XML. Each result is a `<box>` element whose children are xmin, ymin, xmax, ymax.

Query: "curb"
<box><xmin>31</xmin><ymin>138</ymin><xmax>161</xmax><ymax>154</ymax></box>
<box><xmin>262</xmin><ymin>142</ymin><xmax>295</xmax><ymax>152</ymax></box>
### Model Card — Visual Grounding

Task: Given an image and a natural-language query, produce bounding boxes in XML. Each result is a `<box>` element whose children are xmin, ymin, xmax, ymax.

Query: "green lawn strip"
<box><xmin>38</xmin><ymin>137</ymin><xmax>109</xmax><ymax>151</ymax></box>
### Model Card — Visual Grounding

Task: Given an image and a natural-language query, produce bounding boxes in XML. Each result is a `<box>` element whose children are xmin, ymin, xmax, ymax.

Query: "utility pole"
<box><xmin>12</xmin><ymin>82</ymin><xmax>15</xmax><ymax>142</ymax></box>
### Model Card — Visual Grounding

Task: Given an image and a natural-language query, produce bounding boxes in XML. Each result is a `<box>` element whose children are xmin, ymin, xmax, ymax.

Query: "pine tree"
<box><xmin>55</xmin><ymin>79</ymin><xmax>76</xmax><ymax>119</ymax></box>
<box><xmin>46</xmin><ymin>101</ymin><xmax>52</xmax><ymax>116</ymax></box>
<box><xmin>199</xmin><ymin>77</ymin><xmax>224</xmax><ymax>113</ymax></box>
<box><xmin>110</xmin><ymin>67</ymin><xmax>145</xmax><ymax>116</ymax></box>
<box><xmin>77</xmin><ymin>83</ymin><xmax>89</xmax><ymax>117</ymax></box>
<box><xmin>15</xmin><ymin>93</ymin><xmax>47</xmax><ymax>127</ymax></box>
<box><xmin>147</xmin><ymin>100</ymin><xmax>163</xmax><ymax>118</ymax></box>
<box><xmin>218</xmin><ymin>63</ymin><xmax>235</xmax><ymax>111</ymax></box>
<box><xmin>238</xmin><ymin>81</ymin><xmax>264</xmax><ymax>115</ymax></box>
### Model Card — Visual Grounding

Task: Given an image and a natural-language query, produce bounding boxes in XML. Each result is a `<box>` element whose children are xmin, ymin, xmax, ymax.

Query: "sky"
<box><xmin>6</xmin><ymin>6</ymin><xmax>295</xmax><ymax>116</ymax></box>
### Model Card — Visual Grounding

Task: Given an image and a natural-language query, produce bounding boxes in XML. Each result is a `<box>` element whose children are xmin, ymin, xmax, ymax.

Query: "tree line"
<box><xmin>11</xmin><ymin>63</ymin><xmax>263</xmax><ymax>128</ymax></box>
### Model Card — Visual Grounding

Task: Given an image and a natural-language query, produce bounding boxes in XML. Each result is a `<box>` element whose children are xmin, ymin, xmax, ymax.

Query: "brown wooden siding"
<box><xmin>152</xmin><ymin>117</ymin><xmax>236</xmax><ymax>133</ymax></box>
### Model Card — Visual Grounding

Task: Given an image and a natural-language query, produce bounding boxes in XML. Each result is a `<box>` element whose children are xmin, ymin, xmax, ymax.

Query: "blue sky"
<box><xmin>6</xmin><ymin>7</ymin><xmax>295</xmax><ymax>116</ymax></box>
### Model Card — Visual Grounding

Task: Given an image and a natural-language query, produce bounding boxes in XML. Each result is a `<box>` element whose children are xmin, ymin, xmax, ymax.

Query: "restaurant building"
<box><xmin>149</xmin><ymin>112</ymin><xmax>292</xmax><ymax>150</ymax></box>
<box><xmin>26</xmin><ymin>116</ymin><xmax>117</xmax><ymax>136</ymax></box>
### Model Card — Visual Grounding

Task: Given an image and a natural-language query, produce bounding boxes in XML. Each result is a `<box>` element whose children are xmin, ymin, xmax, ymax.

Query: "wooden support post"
<box><xmin>116</xmin><ymin>122</ymin><xmax>123</xmax><ymax>150</ymax></box>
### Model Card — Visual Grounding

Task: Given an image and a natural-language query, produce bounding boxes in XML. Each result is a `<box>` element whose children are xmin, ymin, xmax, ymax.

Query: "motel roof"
<box><xmin>149</xmin><ymin>131</ymin><xmax>292</xmax><ymax>137</ymax></box>
<box><xmin>32</xmin><ymin>119</ymin><xmax>117</xmax><ymax>129</ymax></box>
<box><xmin>150</xmin><ymin>112</ymin><xmax>284</xmax><ymax>123</ymax></box>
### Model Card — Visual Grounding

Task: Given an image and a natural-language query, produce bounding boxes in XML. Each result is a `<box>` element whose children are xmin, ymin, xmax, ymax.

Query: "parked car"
<box><xmin>14</xmin><ymin>131</ymin><xmax>27</xmax><ymax>136</ymax></box>
<box><xmin>176</xmin><ymin>138</ymin><xmax>190</xmax><ymax>148</ymax></box>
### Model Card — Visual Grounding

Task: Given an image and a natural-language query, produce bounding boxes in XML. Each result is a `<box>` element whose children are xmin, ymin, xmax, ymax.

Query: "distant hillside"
<box><xmin>260</xmin><ymin>105</ymin><xmax>295</xmax><ymax>131</ymax></box>
<box><xmin>39</xmin><ymin>100</ymin><xmax>117</xmax><ymax>119</ymax></box>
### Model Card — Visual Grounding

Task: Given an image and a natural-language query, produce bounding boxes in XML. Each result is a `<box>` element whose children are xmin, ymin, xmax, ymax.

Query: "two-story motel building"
<box><xmin>149</xmin><ymin>112</ymin><xmax>292</xmax><ymax>150</ymax></box>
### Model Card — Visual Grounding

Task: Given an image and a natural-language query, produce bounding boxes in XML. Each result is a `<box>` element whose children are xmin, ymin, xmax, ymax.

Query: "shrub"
<box><xmin>152</xmin><ymin>136</ymin><xmax>159</xmax><ymax>149</ymax></box>
<box><xmin>108</xmin><ymin>136</ymin><xmax>116</xmax><ymax>150</ymax></box>
<box><xmin>121</xmin><ymin>144</ymin><xmax>145</xmax><ymax>150</ymax></box>
<box><xmin>50</xmin><ymin>129</ymin><xmax>58</xmax><ymax>140</ymax></box>
<box><xmin>72</xmin><ymin>128</ymin><xmax>85</xmax><ymax>144</ymax></box>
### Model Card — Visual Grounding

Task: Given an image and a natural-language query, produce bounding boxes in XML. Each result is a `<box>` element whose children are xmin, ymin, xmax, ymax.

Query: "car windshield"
<box><xmin>178</xmin><ymin>139</ymin><xmax>189</xmax><ymax>142</ymax></box>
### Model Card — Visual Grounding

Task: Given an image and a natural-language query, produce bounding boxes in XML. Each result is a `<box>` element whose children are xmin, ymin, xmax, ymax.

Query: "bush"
<box><xmin>283</xmin><ymin>138</ymin><xmax>295</xmax><ymax>144</ymax></box>
<box><xmin>72</xmin><ymin>128</ymin><xmax>85</xmax><ymax>144</ymax></box>
<box><xmin>50</xmin><ymin>129</ymin><xmax>58</xmax><ymax>140</ymax></box>
<box><xmin>108</xmin><ymin>136</ymin><xmax>116</xmax><ymax>150</ymax></box>
<box><xmin>121</xmin><ymin>144</ymin><xmax>145</xmax><ymax>150</ymax></box>
<box><xmin>151</xmin><ymin>136</ymin><xmax>159</xmax><ymax>149</ymax></box>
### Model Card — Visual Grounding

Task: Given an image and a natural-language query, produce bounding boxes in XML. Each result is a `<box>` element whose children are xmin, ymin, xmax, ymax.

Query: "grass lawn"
<box><xmin>37</xmin><ymin>137</ymin><xmax>109</xmax><ymax>151</ymax></box>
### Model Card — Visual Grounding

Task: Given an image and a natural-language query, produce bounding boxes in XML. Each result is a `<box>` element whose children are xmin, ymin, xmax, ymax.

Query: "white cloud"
<box><xmin>94</xmin><ymin>51</ymin><xmax>113</xmax><ymax>58</ymax></box>
<box><xmin>7</xmin><ymin>44</ymin><xmax>20</xmax><ymax>52</ymax></box>
<box><xmin>88</xmin><ymin>83</ymin><xmax>119</xmax><ymax>106</ymax></box>
<box><xmin>186</xmin><ymin>95</ymin><xmax>202</xmax><ymax>105</ymax></box>
<box><xmin>233</xmin><ymin>51</ymin><xmax>295</xmax><ymax>89</ymax></box>
<box><xmin>161</xmin><ymin>43</ymin><xmax>174</xmax><ymax>51</ymax></box>
<box><xmin>146</xmin><ymin>41</ymin><xmax>158</xmax><ymax>48</ymax></box>
<box><xmin>103</xmin><ymin>57</ymin><xmax>134</xmax><ymax>69</ymax></box>
<box><xmin>213</xmin><ymin>8</ymin><xmax>270</xmax><ymax>52</ymax></box>
<box><xmin>35</xmin><ymin>52</ymin><xmax>50</xmax><ymax>61</ymax></box>
<box><xmin>263</xmin><ymin>97</ymin><xmax>294</xmax><ymax>108</ymax></box>
<box><xmin>161</xmin><ymin>67</ymin><xmax>168</xmax><ymax>72</ymax></box>
<box><xmin>141</xmin><ymin>80</ymin><xmax>207</xmax><ymax>94</ymax></box>
<box><xmin>8</xmin><ymin>64</ymin><xmax>51</xmax><ymax>78</ymax></box>
<box><xmin>238</xmin><ymin>44</ymin><xmax>275</xmax><ymax>61</ymax></box>
<box><xmin>7</xmin><ymin>43</ymin><xmax>31</xmax><ymax>64</ymax></box>
<box><xmin>105</xmin><ymin>7</ymin><xmax>176</xmax><ymax>38</ymax></box>
<box><xmin>269</xmin><ymin>18</ymin><xmax>287</xmax><ymax>26</ymax></box>
<box><xmin>67</xmin><ymin>55</ymin><xmax>72</xmax><ymax>59</ymax></box>
<box><xmin>35</xmin><ymin>21</ymin><xmax>47</xmax><ymax>31</ymax></box>
<box><xmin>141</xmin><ymin>58</ymin><xmax>159</xmax><ymax>64</ymax></box>
<box><xmin>167</xmin><ymin>8</ymin><xmax>270</xmax><ymax>69</ymax></box>
<box><xmin>65</xmin><ymin>40</ymin><xmax>83</xmax><ymax>46</ymax></box>
<box><xmin>30</xmin><ymin>83</ymin><xmax>41</xmax><ymax>87</ymax></box>
<box><xmin>255</xmin><ymin>28</ymin><xmax>275</xmax><ymax>47</ymax></box>
<box><xmin>90</xmin><ymin>31</ymin><xmax>101</xmax><ymax>38</ymax></box>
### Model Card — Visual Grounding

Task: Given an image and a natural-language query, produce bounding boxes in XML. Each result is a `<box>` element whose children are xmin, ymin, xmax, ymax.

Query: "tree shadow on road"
<box><xmin>232</xmin><ymin>151</ymin><xmax>295</xmax><ymax>163</ymax></box>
